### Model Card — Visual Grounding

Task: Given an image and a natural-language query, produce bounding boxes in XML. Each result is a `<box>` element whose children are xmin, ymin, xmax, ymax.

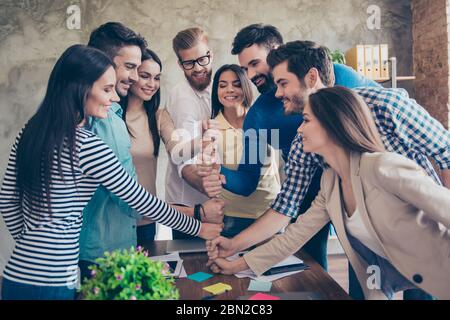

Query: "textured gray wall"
<box><xmin>0</xmin><ymin>0</ymin><xmax>413</xmax><ymax>174</ymax></box>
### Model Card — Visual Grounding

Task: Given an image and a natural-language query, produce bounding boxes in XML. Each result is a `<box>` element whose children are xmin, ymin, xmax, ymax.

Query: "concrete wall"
<box><xmin>0</xmin><ymin>0</ymin><xmax>414</xmax><ymax>174</ymax></box>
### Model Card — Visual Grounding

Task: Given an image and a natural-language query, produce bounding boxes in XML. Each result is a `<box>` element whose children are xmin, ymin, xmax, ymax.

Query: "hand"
<box><xmin>197</xmin><ymin>128</ymin><xmax>221</xmax><ymax>178</ymax></box>
<box><xmin>202</xmin><ymin>120</ymin><xmax>221</xmax><ymax>150</ymax></box>
<box><xmin>201</xmin><ymin>169</ymin><xmax>226</xmax><ymax>197</ymax></box>
<box><xmin>207</xmin><ymin>257</ymin><xmax>249</xmax><ymax>275</ymax></box>
<box><xmin>206</xmin><ymin>236</ymin><xmax>237</xmax><ymax>260</ymax></box>
<box><xmin>198</xmin><ymin>222</ymin><xmax>223</xmax><ymax>240</ymax></box>
<box><xmin>202</xmin><ymin>119</ymin><xmax>220</xmax><ymax>136</ymax></box>
<box><xmin>196</xmin><ymin>154</ymin><xmax>220</xmax><ymax>178</ymax></box>
<box><xmin>202</xmin><ymin>198</ymin><xmax>225</xmax><ymax>224</ymax></box>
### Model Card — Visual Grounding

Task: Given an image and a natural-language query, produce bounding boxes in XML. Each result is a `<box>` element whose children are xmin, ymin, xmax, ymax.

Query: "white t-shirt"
<box><xmin>344</xmin><ymin>208</ymin><xmax>388</xmax><ymax>259</ymax></box>
<box><xmin>164</xmin><ymin>78</ymin><xmax>211</xmax><ymax>206</ymax></box>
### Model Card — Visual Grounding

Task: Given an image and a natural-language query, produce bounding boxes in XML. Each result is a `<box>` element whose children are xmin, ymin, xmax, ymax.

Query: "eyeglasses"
<box><xmin>180</xmin><ymin>52</ymin><xmax>211</xmax><ymax>70</ymax></box>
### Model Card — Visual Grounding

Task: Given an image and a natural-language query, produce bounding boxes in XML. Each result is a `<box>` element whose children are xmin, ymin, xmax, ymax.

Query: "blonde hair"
<box><xmin>172</xmin><ymin>27</ymin><xmax>209</xmax><ymax>60</ymax></box>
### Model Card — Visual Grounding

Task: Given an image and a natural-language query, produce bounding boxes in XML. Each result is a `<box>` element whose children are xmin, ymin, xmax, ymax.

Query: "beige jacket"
<box><xmin>244</xmin><ymin>152</ymin><xmax>450</xmax><ymax>300</ymax></box>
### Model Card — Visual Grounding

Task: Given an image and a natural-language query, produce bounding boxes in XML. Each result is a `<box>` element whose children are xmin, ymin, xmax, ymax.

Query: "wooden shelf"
<box><xmin>375</xmin><ymin>76</ymin><xmax>416</xmax><ymax>83</ymax></box>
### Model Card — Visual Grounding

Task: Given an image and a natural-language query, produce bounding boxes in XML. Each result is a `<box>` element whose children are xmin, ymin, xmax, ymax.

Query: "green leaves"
<box><xmin>79</xmin><ymin>247</ymin><xmax>179</xmax><ymax>300</ymax></box>
<box><xmin>330</xmin><ymin>50</ymin><xmax>346</xmax><ymax>65</ymax></box>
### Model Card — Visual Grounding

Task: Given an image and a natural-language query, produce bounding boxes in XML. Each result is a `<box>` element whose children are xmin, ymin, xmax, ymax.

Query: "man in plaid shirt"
<box><xmin>210</xmin><ymin>40</ymin><xmax>450</xmax><ymax>299</ymax></box>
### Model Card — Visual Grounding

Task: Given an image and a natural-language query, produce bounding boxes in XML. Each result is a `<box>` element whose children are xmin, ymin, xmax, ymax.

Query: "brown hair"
<box><xmin>267</xmin><ymin>40</ymin><xmax>335</xmax><ymax>87</ymax></box>
<box><xmin>309</xmin><ymin>86</ymin><xmax>385</xmax><ymax>153</ymax></box>
<box><xmin>172</xmin><ymin>27</ymin><xmax>209</xmax><ymax>60</ymax></box>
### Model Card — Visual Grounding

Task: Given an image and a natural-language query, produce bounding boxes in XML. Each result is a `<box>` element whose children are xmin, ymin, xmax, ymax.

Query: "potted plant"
<box><xmin>329</xmin><ymin>49</ymin><xmax>346</xmax><ymax>64</ymax></box>
<box><xmin>79</xmin><ymin>246</ymin><xmax>179</xmax><ymax>300</ymax></box>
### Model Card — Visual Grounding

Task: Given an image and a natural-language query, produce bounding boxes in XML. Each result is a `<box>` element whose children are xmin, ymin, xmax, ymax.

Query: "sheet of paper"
<box><xmin>187</xmin><ymin>272</ymin><xmax>213</xmax><ymax>282</ymax></box>
<box><xmin>227</xmin><ymin>253</ymin><xmax>306</xmax><ymax>281</ymax></box>
<box><xmin>149</xmin><ymin>252</ymin><xmax>181</xmax><ymax>262</ymax></box>
<box><xmin>203</xmin><ymin>283</ymin><xmax>232</xmax><ymax>295</ymax></box>
<box><xmin>150</xmin><ymin>253</ymin><xmax>185</xmax><ymax>278</ymax></box>
<box><xmin>247</xmin><ymin>280</ymin><xmax>272</xmax><ymax>292</ymax></box>
<box><xmin>248</xmin><ymin>293</ymin><xmax>280</xmax><ymax>300</ymax></box>
<box><xmin>178</xmin><ymin>265</ymin><xmax>187</xmax><ymax>278</ymax></box>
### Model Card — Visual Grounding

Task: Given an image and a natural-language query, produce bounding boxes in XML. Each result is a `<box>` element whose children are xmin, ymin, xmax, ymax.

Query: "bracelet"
<box><xmin>194</xmin><ymin>204</ymin><xmax>202</xmax><ymax>221</ymax></box>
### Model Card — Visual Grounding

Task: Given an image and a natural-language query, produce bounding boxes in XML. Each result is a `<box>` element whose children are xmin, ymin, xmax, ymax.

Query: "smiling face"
<box><xmin>85</xmin><ymin>66</ymin><xmax>120</xmax><ymax>119</ymax></box>
<box><xmin>297</xmin><ymin>102</ymin><xmax>331</xmax><ymax>155</ymax></box>
<box><xmin>178</xmin><ymin>41</ymin><xmax>213</xmax><ymax>91</ymax></box>
<box><xmin>217</xmin><ymin>70</ymin><xmax>245</xmax><ymax>110</ymax></box>
<box><xmin>113</xmin><ymin>45</ymin><xmax>142</xmax><ymax>97</ymax></box>
<box><xmin>130</xmin><ymin>59</ymin><xmax>161</xmax><ymax>101</ymax></box>
<box><xmin>272</xmin><ymin>60</ymin><xmax>312</xmax><ymax>115</ymax></box>
<box><xmin>237</xmin><ymin>44</ymin><xmax>275</xmax><ymax>94</ymax></box>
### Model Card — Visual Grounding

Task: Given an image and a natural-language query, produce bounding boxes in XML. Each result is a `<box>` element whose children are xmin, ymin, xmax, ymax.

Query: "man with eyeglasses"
<box><xmin>165</xmin><ymin>27</ymin><xmax>223</xmax><ymax>239</ymax></box>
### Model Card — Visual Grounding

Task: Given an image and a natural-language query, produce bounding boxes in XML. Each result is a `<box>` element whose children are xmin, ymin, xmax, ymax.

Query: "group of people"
<box><xmin>0</xmin><ymin>22</ymin><xmax>449</xmax><ymax>301</ymax></box>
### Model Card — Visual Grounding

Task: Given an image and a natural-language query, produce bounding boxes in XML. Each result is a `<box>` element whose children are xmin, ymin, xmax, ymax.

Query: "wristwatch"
<box><xmin>194</xmin><ymin>204</ymin><xmax>202</xmax><ymax>221</ymax></box>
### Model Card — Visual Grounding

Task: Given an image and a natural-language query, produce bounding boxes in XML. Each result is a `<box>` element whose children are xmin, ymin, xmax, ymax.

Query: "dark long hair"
<box><xmin>211</xmin><ymin>64</ymin><xmax>253</xmax><ymax>119</ymax></box>
<box><xmin>309</xmin><ymin>86</ymin><xmax>385</xmax><ymax>154</ymax></box>
<box><xmin>15</xmin><ymin>44</ymin><xmax>114</xmax><ymax>211</ymax></box>
<box><xmin>121</xmin><ymin>48</ymin><xmax>162</xmax><ymax>156</ymax></box>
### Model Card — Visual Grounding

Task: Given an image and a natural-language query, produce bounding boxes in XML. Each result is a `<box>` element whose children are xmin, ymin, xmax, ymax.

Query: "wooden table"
<box><xmin>142</xmin><ymin>240</ymin><xmax>351</xmax><ymax>300</ymax></box>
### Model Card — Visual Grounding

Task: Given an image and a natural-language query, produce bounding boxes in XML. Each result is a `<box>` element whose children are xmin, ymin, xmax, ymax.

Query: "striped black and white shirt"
<box><xmin>0</xmin><ymin>128</ymin><xmax>201</xmax><ymax>287</ymax></box>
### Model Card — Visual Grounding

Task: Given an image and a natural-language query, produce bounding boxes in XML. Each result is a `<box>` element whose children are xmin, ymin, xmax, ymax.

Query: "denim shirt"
<box><xmin>346</xmin><ymin>232</ymin><xmax>416</xmax><ymax>299</ymax></box>
<box><xmin>79</xmin><ymin>103</ymin><xmax>140</xmax><ymax>263</ymax></box>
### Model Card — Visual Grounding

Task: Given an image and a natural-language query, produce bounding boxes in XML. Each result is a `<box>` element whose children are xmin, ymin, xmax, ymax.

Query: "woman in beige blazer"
<box><xmin>206</xmin><ymin>86</ymin><xmax>450</xmax><ymax>300</ymax></box>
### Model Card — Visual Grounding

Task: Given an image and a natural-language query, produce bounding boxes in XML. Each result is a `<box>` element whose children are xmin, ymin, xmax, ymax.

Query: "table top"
<box><xmin>142</xmin><ymin>240</ymin><xmax>351</xmax><ymax>300</ymax></box>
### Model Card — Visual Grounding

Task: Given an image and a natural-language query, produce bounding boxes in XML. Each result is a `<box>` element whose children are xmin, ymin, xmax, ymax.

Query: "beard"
<box><xmin>251</xmin><ymin>72</ymin><xmax>276</xmax><ymax>94</ymax></box>
<box><xmin>186</xmin><ymin>69</ymin><xmax>213</xmax><ymax>91</ymax></box>
<box><xmin>290</xmin><ymin>94</ymin><xmax>308</xmax><ymax>114</ymax></box>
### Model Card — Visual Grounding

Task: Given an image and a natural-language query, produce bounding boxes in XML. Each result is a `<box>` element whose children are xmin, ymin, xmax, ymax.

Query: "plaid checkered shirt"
<box><xmin>271</xmin><ymin>86</ymin><xmax>450</xmax><ymax>218</ymax></box>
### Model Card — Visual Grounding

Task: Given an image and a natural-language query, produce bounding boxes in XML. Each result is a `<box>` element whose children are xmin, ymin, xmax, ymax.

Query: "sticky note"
<box><xmin>248</xmin><ymin>293</ymin><xmax>280</xmax><ymax>300</ymax></box>
<box><xmin>203</xmin><ymin>283</ymin><xmax>232</xmax><ymax>295</ymax></box>
<box><xmin>247</xmin><ymin>280</ymin><xmax>272</xmax><ymax>292</ymax></box>
<box><xmin>187</xmin><ymin>272</ymin><xmax>213</xmax><ymax>282</ymax></box>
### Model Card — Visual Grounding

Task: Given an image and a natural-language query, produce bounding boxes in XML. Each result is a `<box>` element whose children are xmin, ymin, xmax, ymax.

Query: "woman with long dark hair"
<box><xmin>0</xmin><ymin>44</ymin><xmax>220</xmax><ymax>300</ymax></box>
<box><xmin>121</xmin><ymin>49</ymin><xmax>224</xmax><ymax>244</ymax></box>
<box><xmin>207</xmin><ymin>86</ymin><xmax>450</xmax><ymax>300</ymax></box>
<box><xmin>204</xmin><ymin>64</ymin><xmax>281</xmax><ymax>237</ymax></box>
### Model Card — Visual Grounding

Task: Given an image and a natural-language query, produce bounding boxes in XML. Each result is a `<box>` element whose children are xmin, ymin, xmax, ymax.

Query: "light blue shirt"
<box><xmin>79</xmin><ymin>102</ymin><xmax>139</xmax><ymax>263</ymax></box>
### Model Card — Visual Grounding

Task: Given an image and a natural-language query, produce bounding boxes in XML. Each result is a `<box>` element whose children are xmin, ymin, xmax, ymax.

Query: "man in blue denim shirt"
<box><xmin>78</xmin><ymin>22</ymin><xmax>147</xmax><ymax>281</ymax></box>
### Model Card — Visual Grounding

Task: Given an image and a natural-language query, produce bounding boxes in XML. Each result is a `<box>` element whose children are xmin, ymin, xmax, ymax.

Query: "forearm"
<box><xmin>441</xmin><ymin>169</ymin><xmax>450</xmax><ymax>189</ymax></box>
<box><xmin>233</xmin><ymin>208</ymin><xmax>291</xmax><ymax>252</ymax></box>
<box><xmin>181</xmin><ymin>165</ymin><xmax>204</xmax><ymax>193</ymax></box>
<box><xmin>221</xmin><ymin>165</ymin><xmax>260</xmax><ymax>196</ymax></box>
<box><xmin>172</xmin><ymin>204</ymin><xmax>194</xmax><ymax>217</ymax></box>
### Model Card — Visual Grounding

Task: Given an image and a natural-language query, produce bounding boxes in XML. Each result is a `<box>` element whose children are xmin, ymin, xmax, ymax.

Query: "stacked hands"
<box><xmin>198</xmin><ymin>120</ymin><xmax>251</xmax><ymax>275</ymax></box>
<box><xmin>197</xmin><ymin>119</ymin><xmax>226</xmax><ymax>240</ymax></box>
<box><xmin>205</xmin><ymin>237</ymin><xmax>249</xmax><ymax>275</ymax></box>
<box><xmin>198</xmin><ymin>119</ymin><xmax>226</xmax><ymax>198</ymax></box>
<box><xmin>197</xmin><ymin>120</ymin><xmax>249</xmax><ymax>275</ymax></box>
